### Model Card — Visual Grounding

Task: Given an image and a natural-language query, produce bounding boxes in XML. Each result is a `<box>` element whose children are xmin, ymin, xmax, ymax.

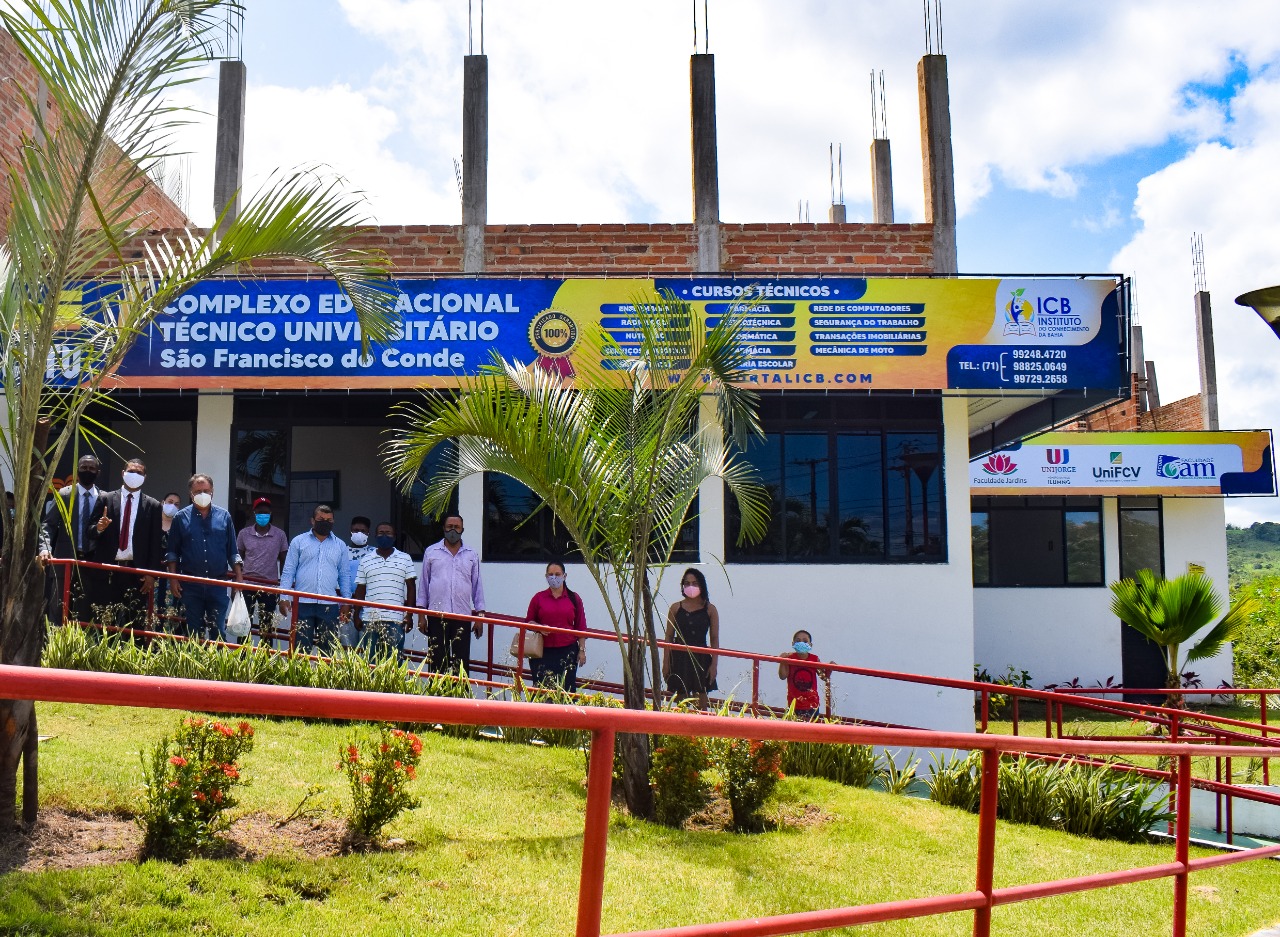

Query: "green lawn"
<box><xmin>3</xmin><ymin>702</ymin><xmax>1279</xmax><ymax>936</ymax></box>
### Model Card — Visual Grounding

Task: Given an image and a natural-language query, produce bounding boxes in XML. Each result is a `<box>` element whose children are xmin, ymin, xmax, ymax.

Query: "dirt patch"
<box><xmin>684</xmin><ymin>797</ymin><xmax>831</xmax><ymax>833</ymax></box>
<box><xmin>0</xmin><ymin>810</ymin><xmax>350</xmax><ymax>873</ymax></box>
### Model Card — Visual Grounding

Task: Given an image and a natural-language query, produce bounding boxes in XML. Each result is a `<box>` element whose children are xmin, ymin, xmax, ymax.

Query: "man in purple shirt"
<box><xmin>236</xmin><ymin>496</ymin><xmax>289</xmax><ymax>642</ymax></box>
<box><xmin>417</xmin><ymin>513</ymin><xmax>485</xmax><ymax>676</ymax></box>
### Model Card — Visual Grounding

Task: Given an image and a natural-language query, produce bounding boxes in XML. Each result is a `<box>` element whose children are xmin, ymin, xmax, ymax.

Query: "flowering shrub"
<box><xmin>719</xmin><ymin>737</ymin><xmax>785</xmax><ymax>832</ymax></box>
<box><xmin>650</xmin><ymin>734</ymin><xmax>712</xmax><ymax>827</ymax></box>
<box><xmin>139</xmin><ymin>717</ymin><xmax>256</xmax><ymax>860</ymax></box>
<box><xmin>340</xmin><ymin>725</ymin><xmax>424</xmax><ymax>837</ymax></box>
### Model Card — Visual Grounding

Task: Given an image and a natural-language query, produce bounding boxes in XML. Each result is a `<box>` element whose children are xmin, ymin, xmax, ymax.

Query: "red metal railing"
<box><xmin>49</xmin><ymin>557</ymin><xmax>1280</xmax><ymax>839</ymax></box>
<box><xmin>4</xmin><ymin>664</ymin><xmax>1280</xmax><ymax>937</ymax></box>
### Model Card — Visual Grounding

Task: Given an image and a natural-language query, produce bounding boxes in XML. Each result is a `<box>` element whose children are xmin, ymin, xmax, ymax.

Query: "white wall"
<box><xmin>974</xmin><ymin>495</ymin><xmax>1234</xmax><ymax>691</ymax></box>
<box><xmin>1162</xmin><ymin>497</ymin><xmax>1232</xmax><ymax>688</ymax></box>
<box><xmin>446</xmin><ymin>395</ymin><xmax>976</xmax><ymax>733</ymax></box>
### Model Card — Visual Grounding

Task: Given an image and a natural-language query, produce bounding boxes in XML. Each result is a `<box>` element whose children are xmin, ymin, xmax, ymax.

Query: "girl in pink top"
<box><xmin>525</xmin><ymin>560</ymin><xmax>587</xmax><ymax>692</ymax></box>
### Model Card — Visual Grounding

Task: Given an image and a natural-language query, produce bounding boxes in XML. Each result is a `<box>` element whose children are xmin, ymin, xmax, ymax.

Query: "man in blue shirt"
<box><xmin>165</xmin><ymin>473</ymin><xmax>243</xmax><ymax>641</ymax></box>
<box><xmin>279</xmin><ymin>504</ymin><xmax>352</xmax><ymax>654</ymax></box>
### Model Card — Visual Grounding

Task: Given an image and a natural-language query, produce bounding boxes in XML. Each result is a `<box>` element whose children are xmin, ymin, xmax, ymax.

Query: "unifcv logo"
<box><xmin>982</xmin><ymin>453</ymin><xmax>1017</xmax><ymax>475</ymax></box>
<box><xmin>1157</xmin><ymin>455</ymin><xmax>1217</xmax><ymax>479</ymax></box>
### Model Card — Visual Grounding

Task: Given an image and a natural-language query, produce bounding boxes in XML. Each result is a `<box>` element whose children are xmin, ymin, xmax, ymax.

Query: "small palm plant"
<box><xmin>1109</xmin><ymin>570</ymin><xmax>1258</xmax><ymax>708</ymax></box>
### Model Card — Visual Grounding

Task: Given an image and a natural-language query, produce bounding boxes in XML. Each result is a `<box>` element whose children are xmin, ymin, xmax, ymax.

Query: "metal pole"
<box><xmin>1226</xmin><ymin>755</ymin><xmax>1233</xmax><ymax>846</ymax></box>
<box><xmin>1172</xmin><ymin>754</ymin><xmax>1191</xmax><ymax>937</ymax></box>
<box><xmin>751</xmin><ymin>660</ymin><xmax>759</xmax><ymax>714</ymax></box>
<box><xmin>576</xmin><ymin>727</ymin><xmax>616</xmax><ymax>937</ymax></box>
<box><xmin>1263</xmin><ymin>694</ymin><xmax>1271</xmax><ymax>786</ymax></box>
<box><xmin>486</xmin><ymin>620</ymin><xmax>495</xmax><ymax>683</ymax></box>
<box><xmin>288</xmin><ymin>595</ymin><xmax>299</xmax><ymax>654</ymax></box>
<box><xmin>972</xmin><ymin>747</ymin><xmax>999</xmax><ymax>937</ymax></box>
<box><xmin>515</xmin><ymin>626</ymin><xmax>527</xmax><ymax>695</ymax></box>
<box><xmin>61</xmin><ymin>561</ymin><xmax>73</xmax><ymax>626</ymax></box>
<box><xmin>980</xmin><ymin>690</ymin><xmax>989</xmax><ymax>733</ymax></box>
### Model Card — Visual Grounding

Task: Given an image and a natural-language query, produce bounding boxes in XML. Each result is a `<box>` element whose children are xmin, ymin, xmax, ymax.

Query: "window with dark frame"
<box><xmin>726</xmin><ymin>393</ymin><xmax>946</xmax><ymax>564</ymax></box>
<box><xmin>971</xmin><ymin>496</ymin><xmax>1103</xmax><ymax>587</ymax></box>
<box><xmin>483</xmin><ymin>474</ymin><xmax>699</xmax><ymax>563</ymax></box>
<box><xmin>1118</xmin><ymin>496</ymin><xmax>1164</xmax><ymax>580</ymax></box>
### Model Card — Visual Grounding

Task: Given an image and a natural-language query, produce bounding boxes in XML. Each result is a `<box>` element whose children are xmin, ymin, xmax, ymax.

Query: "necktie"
<box><xmin>79</xmin><ymin>491</ymin><xmax>91</xmax><ymax>551</ymax></box>
<box><xmin>119</xmin><ymin>493</ymin><xmax>133</xmax><ymax>552</ymax></box>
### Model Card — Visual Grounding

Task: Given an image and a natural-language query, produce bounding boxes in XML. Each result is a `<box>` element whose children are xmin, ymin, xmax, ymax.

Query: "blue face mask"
<box><xmin>255</xmin><ymin>513</ymin><xmax>271</xmax><ymax>527</ymax></box>
<box><xmin>793</xmin><ymin>641</ymin><xmax>812</xmax><ymax>655</ymax></box>
<box><xmin>376</xmin><ymin>535</ymin><xmax>396</xmax><ymax>550</ymax></box>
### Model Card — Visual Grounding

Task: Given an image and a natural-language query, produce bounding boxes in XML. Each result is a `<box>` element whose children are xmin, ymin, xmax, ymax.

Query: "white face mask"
<box><xmin>162</xmin><ymin>502</ymin><xmax>179</xmax><ymax>517</ymax></box>
<box><xmin>349</xmin><ymin>531</ymin><xmax>368</xmax><ymax>547</ymax></box>
<box><xmin>192</xmin><ymin>492</ymin><xmax>213</xmax><ymax>508</ymax></box>
<box><xmin>122</xmin><ymin>471</ymin><xmax>145</xmax><ymax>490</ymax></box>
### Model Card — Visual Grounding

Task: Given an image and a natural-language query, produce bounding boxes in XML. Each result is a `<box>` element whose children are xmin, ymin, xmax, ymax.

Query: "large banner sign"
<box><xmin>79</xmin><ymin>276</ymin><xmax>1125</xmax><ymax>391</ymax></box>
<box><xmin>970</xmin><ymin>431</ymin><xmax>1276</xmax><ymax>497</ymax></box>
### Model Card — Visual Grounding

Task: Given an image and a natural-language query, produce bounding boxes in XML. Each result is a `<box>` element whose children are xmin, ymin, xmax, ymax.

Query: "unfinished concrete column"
<box><xmin>871</xmin><ymin>139</ymin><xmax>894</xmax><ymax>224</ymax></box>
<box><xmin>917</xmin><ymin>54</ymin><xmax>956</xmax><ymax>273</ymax></box>
<box><xmin>1131</xmin><ymin>324</ymin><xmax>1148</xmax><ymax>412</ymax></box>
<box><xmin>462</xmin><ymin>54</ymin><xmax>488</xmax><ymax>274</ymax></box>
<box><xmin>1194</xmin><ymin>291</ymin><xmax>1219</xmax><ymax>430</ymax></box>
<box><xmin>690</xmin><ymin>54</ymin><xmax>721</xmax><ymax>273</ymax></box>
<box><xmin>213</xmin><ymin>60</ymin><xmax>246</xmax><ymax>238</ymax></box>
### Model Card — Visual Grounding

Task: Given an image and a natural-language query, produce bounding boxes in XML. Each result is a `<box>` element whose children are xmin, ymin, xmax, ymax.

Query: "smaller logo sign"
<box><xmin>1109</xmin><ymin>451</ymin><xmax>1123</xmax><ymax>465</ymax></box>
<box><xmin>982</xmin><ymin>454</ymin><xmax>1017</xmax><ymax>476</ymax></box>
<box><xmin>1156</xmin><ymin>454</ymin><xmax>1217</xmax><ymax>479</ymax></box>
<box><xmin>1046</xmin><ymin>448</ymin><xmax>1069</xmax><ymax>465</ymax></box>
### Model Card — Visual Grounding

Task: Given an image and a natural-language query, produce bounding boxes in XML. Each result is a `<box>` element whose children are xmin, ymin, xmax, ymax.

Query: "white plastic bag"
<box><xmin>226</xmin><ymin>591</ymin><xmax>252</xmax><ymax>638</ymax></box>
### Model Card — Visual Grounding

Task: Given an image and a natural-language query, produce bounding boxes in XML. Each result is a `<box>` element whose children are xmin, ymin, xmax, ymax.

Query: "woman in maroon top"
<box><xmin>525</xmin><ymin>561</ymin><xmax>587</xmax><ymax>692</ymax></box>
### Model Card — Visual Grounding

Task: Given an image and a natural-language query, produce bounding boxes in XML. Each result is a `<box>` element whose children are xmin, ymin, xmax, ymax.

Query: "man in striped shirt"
<box><xmin>353</xmin><ymin>521</ymin><xmax>416</xmax><ymax>660</ymax></box>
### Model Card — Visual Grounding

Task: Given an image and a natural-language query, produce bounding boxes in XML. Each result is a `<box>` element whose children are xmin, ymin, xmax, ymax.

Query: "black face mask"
<box><xmin>313</xmin><ymin>519</ymin><xmax>333</xmax><ymax>536</ymax></box>
<box><xmin>77</xmin><ymin>469</ymin><xmax>98</xmax><ymax>488</ymax></box>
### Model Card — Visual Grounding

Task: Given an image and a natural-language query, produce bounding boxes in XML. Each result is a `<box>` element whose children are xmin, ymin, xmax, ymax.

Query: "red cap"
<box><xmin>252</xmin><ymin>497</ymin><xmax>271</xmax><ymax>510</ymax></box>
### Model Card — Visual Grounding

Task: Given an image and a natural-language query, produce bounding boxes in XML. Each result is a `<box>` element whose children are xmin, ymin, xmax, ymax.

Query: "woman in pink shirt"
<box><xmin>525</xmin><ymin>560</ymin><xmax>587</xmax><ymax>692</ymax></box>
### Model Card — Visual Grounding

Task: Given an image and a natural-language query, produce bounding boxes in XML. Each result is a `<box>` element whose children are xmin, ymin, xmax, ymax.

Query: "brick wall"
<box><xmin>0</xmin><ymin>26</ymin><xmax>189</xmax><ymax>241</ymax></box>
<box><xmin>118</xmin><ymin>221</ymin><xmax>935</xmax><ymax>278</ymax></box>
<box><xmin>1062</xmin><ymin>373</ymin><xmax>1205</xmax><ymax>433</ymax></box>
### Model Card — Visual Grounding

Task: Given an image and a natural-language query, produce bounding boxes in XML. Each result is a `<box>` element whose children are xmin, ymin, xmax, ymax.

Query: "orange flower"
<box><xmin>347</xmin><ymin>744</ymin><xmax>359</xmax><ymax>763</ymax></box>
<box><xmin>214</xmin><ymin>722</ymin><xmax>235</xmax><ymax>737</ymax></box>
<box><xmin>194</xmin><ymin>792</ymin><xmax>206</xmax><ymax>802</ymax></box>
<box><xmin>169</xmin><ymin>756</ymin><xmax>187</xmax><ymax>767</ymax></box>
<box><xmin>237</xmin><ymin>721</ymin><xmax>253</xmax><ymax>736</ymax></box>
<box><xmin>221</xmin><ymin>763</ymin><xmax>239</xmax><ymax>779</ymax></box>
<box><xmin>380</xmin><ymin>743</ymin><xmax>390</xmax><ymax>754</ymax></box>
<box><xmin>410</xmin><ymin>739</ymin><xmax>423</xmax><ymax>755</ymax></box>
<box><xmin>405</xmin><ymin>765</ymin><xmax>417</xmax><ymax>780</ymax></box>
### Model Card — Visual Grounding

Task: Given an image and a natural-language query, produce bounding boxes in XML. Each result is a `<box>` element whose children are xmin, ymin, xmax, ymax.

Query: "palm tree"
<box><xmin>1109</xmin><ymin>570</ymin><xmax>1258</xmax><ymax>707</ymax></box>
<box><xmin>0</xmin><ymin>0</ymin><xmax>398</xmax><ymax>831</ymax></box>
<box><xmin>383</xmin><ymin>289</ymin><xmax>770</xmax><ymax>818</ymax></box>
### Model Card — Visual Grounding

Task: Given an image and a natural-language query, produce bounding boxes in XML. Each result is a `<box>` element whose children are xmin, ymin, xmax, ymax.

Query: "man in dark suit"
<box><xmin>87</xmin><ymin>457</ymin><xmax>164</xmax><ymax>631</ymax></box>
<box><xmin>39</xmin><ymin>453</ymin><xmax>105</xmax><ymax>623</ymax></box>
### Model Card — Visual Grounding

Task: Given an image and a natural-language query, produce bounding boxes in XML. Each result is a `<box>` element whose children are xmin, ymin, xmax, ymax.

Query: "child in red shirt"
<box><xmin>778</xmin><ymin>629</ymin><xmax>830</xmax><ymax>720</ymax></box>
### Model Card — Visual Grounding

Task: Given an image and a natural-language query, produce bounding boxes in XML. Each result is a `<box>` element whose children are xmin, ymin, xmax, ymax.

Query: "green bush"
<box><xmin>650</xmin><ymin>734</ymin><xmax>713</xmax><ymax>827</ymax></box>
<box><xmin>997</xmin><ymin>755</ymin><xmax>1059</xmax><ymax>826</ymax></box>
<box><xmin>926</xmin><ymin>751</ymin><xmax>981</xmax><ymax>812</ymax></box>
<box><xmin>781</xmin><ymin>724</ymin><xmax>876</xmax><ymax>788</ymax></box>
<box><xmin>138</xmin><ymin>717</ymin><xmax>256</xmax><ymax>860</ymax></box>
<box><xmin>875</xmin><ymin>749</ymin><xmax>920</xmax><ymax>795</ymax></box>
<box><xmin>718</xmin><ymin>736</ymin><xmax>786</xmax><ymax>831</ymax></box>
<box><xmin>925</xmin><ymin>752</ymin><xmax>1171</xmax><ymax>843</ymax></box>
<box><xmin>340</xmin><ymin>725</ymin><xmax>424</xmax><ymax>838</ymax></box>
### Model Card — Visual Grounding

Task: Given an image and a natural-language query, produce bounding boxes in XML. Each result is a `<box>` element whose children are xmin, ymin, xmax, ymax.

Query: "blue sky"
<box><xmin>169</xmin><ymin>1</ymin><xmax>1280</xmax><ymax>523</ymax></box>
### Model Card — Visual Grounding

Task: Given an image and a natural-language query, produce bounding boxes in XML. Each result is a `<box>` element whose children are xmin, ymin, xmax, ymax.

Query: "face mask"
<box><xmin>443</xmin><ymin>529</ymin><xmax>462</xmax><ymax>544</ymax></box>
<box><xmin>349</xmin><ymin>531</ymin><xmax>368</xmax><ymax>546</ymax></box>
<box><xmin>78</xmin><ymin>469</ymin><xmax>98</xmax><ymax>488</ymax></box>
<box><xmin>375</xmin><ymin>534</ymin><xmax>396</xmax><ymax>550</ymax></box>
<box><xmin>162</xmin><ymin>502</ymin><xmax>179</xmax><ymax>518</ymax></box>
<box><xmin>313</xmin><ymin>519</ymin><xmax>333</xmax><ymax>536</ymax></box>
<box><xmin>255</xmin><ymin>513</ymin><xmax>272</xmax><ymax>527</ymax></box>
<box><xmin>122</xmin><ymin>471</ymin><xmax>145</xmax><ymax>490</ymax></box>
<box><xmin>793</xmin><ymin>641</ymin><xmax>812</xmax><ymax>655</ymax></box>
<box><xmin>192</xmin><ymin>492</ymin><xmax>212</xmax><ymax>508</ymax></box>
<box><xmin>546</xmin><ymin>574</ymin><xmax>565</xmax><ymax>589</ymax></box>
<box><xmin>682</xmin><ymin>584</ymin><xmax>701</xmax><ymax>599</ymax></box>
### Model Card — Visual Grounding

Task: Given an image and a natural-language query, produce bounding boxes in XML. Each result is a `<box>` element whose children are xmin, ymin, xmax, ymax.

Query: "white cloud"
<box><xmin>1110</xmin><ymin>69</ymin><xmax>1280</xmax><ymax>523</ymax></box>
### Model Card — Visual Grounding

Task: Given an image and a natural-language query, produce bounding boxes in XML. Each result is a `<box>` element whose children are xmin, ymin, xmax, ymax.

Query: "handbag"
<box><xmin>226</xmin><ymin>591</ymin><xmax>252</xmax><ymax>638</ymax></box>
<box><xmin>509</xmin><ymin>628</ymin><xmax>544</xmax><ymax>659</ymax></box>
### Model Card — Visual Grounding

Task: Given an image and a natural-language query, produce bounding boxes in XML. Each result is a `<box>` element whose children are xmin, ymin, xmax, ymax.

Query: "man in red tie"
<box><xmin>88</xmin><ymin>457</ymin><xmax>165</xmax><ymax>634</ymax></box>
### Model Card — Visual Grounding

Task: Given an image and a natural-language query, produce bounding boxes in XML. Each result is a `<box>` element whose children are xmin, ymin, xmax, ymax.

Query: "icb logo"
<box><xmin>1156</xmin><ymin>455</ymin><xmax>1217</xmax><ymax>479</ymax></box>
<box><xmin>1002</xmin><ymin>288</ymin><xmax>1034</xmax><ymax>336</ymax></box>
<box><xmin>1046</xmin><ymin>448</ymin><xmax>1069</xmax><ymax>465</ymax></box>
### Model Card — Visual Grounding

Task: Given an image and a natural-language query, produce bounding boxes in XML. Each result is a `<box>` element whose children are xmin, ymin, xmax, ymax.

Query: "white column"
<box><xmin>195</xmin><ymin>391</ymin><xmax>234</xmax><ymax>507</ymax></box>
<box><xmin>698</xmin><ymin>394</ymin><xmax>726</xmax><ymax>562</ymax></box>
<box><xmin>458</xmin><ymin>474</ymin><xmax>485</xmax><ymax>550</ymax></box>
